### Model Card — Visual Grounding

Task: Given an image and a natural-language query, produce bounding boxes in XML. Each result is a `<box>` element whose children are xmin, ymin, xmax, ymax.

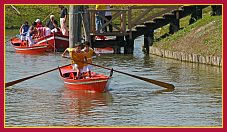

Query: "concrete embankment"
<box><xmin>149</xmin><ymin>47</ymin><xmax>222</xmax><ymax>67</ymax></box>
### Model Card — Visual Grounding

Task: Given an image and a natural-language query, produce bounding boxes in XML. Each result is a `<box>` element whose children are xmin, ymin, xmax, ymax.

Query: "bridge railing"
<box><xmin>88</xmin><ymin>9</ymin><xmax>129</xmax><ymax>36</ymax></box>
<box><xmin>87</xmin><ymin>5</ymin><xmax>181</xmax><ymax>37</ymax></box>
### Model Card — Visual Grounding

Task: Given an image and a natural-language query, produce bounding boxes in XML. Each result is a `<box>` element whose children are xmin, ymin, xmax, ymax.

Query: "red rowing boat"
<box><xmin>58</xmin><ymin>65</ymin><xmax>112</xmax><ymax>92</ymax></box>
<box><xmin>10</xmin><ymin>37</ymin><xmax>48</xmax><ymax>54</ymax></box>
<box><xmin>34</xmin><ymin>33</ymin><xmax>69</xmax><ymax>52</ymax></box>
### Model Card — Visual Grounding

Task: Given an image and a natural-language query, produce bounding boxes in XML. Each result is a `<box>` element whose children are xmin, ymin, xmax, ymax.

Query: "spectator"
<box><xmin>26</xmin><ymin>22</ymin><xmax>38</xmax><ymax>47</ymax></box>
<box><xmin>59</xmin><ymin>5</ymin><xmax>68</xmax><ymax>36</ymax></box>
<box><xmin>19</xmin><ymin>21</ymin><xmax>29</xmax><ymax>41</ymax></box>
<box><xmin>104</xmin><ymin>5</ymin><xmax>113</xmax><ymax>32</ymax></box>
<box><xmin>46</xmin><ymin>15</ymin><xmax>59</xmax><ymax>33</ymax></box>
<box><xmin>35</xmin><ymin>19</ymin><xmax>43</xmax><ymax>28</ymax></box>
<box><xmin>95</xmin><ymin>5</ymin><xmax>106</xmax><ymax>33</ymax></box>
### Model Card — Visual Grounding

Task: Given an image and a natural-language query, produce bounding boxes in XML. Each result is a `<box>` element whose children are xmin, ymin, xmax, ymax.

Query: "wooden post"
<box><xmin>128</xmin><ymin>6</ymin><xmax>132</xmax><ymax>39</ymax></box>
<box><xmin>90</xmin><ymin>11</ymin><xmax>95</xmax><ymax>33</ymax></box>
<box><xmin>69</xmin><ymin>5</ymin><xmax>76</xmax><ymax>48</ymax></box>
<box><xmin>81</xmin><ymin>5</ymin><xmax>91</xmax><ymax>43</ymax></box>
<box><xmin>124</xmin><ymin>35</ymin><xmax>134</xmax><ymax>54</ymax></box>
<box><xmin>121</xmin><ymin>11</ymin><xmax>126</xmax><ymax>33</ymax></box>
<box><xmin>76</xmin><ymin>6</ymin><xmax>82</xmax><ymax>43</ymax></box>
<box><xmin>169</xmin><ymin>11</ymin><xmax>180</xmax><ymax>34</ymax></box>
<box><xmin>211</xmin><ymin>5</ymin><xmax>222</xmax><ymax>16</ymax></box>
<box><xmin>189</xmin><ymin>6</ymin><xmax>202</xmax><ymax>25</ymax></box>
<box><xmin>144</xmin><ymin>30</ymin><xmax>154</xmax><ymax>54</ymax></box>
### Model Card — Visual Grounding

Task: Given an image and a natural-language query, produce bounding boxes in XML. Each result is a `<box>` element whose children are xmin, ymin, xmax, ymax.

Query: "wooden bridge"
<box><xmin>70</xmin><ymin>5</ymin><xmax>221</xmax><ymax>54</ymax></box>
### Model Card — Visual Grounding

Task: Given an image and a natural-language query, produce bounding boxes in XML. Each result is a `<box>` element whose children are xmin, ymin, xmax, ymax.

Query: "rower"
<box><xmin>62</xmin><ymin>43</ymin><xmax>85</xmax><ymax>79</ymax></box>
<box><xmin>82</xmin><ymin>41</ymin><xmax>100</xmax><ymax>78</ymax></box>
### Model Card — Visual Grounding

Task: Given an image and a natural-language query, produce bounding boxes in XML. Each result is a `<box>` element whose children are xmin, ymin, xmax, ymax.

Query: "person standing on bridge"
<box><xmin>95</xmin><ymin>5</ymin><xmax>106</xmax><ymax>33</ymax></box>
<box><xmin>104</xmin><ymin>5</ymin><xmax>113</xmax><ymax>32</ymax></box>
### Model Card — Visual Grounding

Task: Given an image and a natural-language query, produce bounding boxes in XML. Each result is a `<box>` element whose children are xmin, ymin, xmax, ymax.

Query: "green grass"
<box><xmin>153</xmin><ymin>13</ymin><xmax>222</xmax><ymax>56</ymax></box>
<box><xmin>5</xmin><ymin>5</ymin><xmax>62</xmax><ymax>29</ymax></box>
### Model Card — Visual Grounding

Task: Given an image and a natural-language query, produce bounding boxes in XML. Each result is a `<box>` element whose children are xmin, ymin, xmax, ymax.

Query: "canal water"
<box><xmin>5</xmin><ymin>30</ymin><xmax>222</xmax><ymax>127</ymax></box>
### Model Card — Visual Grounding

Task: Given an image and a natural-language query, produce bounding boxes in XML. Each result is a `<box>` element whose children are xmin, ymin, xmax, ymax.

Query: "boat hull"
<box><xmin>11</xmin><ymin>37</ymin><xmax>47</xmax><ymax>54</ymax></box>
<box><xmin>94</xmin><ymin>47</ymin><xmax>114</xmax><ymax>54</ymax></box>
<box><xmin>34</xmin><ymin>33</ymin><xmax>69</xmax><ymax>52</ymax></box>
<box><xmin>59</xmin><ymin>66</ymin><xmax>110</xmax><ymax>92</ymax></box>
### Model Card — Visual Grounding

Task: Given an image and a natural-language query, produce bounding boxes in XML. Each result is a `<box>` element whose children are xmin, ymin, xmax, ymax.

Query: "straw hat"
<box><xmin>50</xmin><ymin>15</ymin><xmax>55</xmax><ymax>19</ymax></box>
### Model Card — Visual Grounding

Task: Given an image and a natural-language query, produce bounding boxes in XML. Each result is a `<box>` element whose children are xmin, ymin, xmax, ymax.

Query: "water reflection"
<box><xmin>60</xmin><ymin>88</ymin><xmax>113</xmax><ymax>116</ymax></box>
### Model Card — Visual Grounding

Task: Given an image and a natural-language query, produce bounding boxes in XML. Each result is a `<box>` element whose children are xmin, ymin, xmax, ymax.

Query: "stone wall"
<box><xmin>149</xmin><ymin>47</ymin><xmax>222</xmax><ymax>67</ymax></box>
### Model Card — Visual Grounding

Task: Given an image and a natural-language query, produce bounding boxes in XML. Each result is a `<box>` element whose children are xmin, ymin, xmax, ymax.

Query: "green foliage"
<box><xmin>5</xmin><ymin>5</ymin><xmax>63</xmax><ymax>29</ymax></box>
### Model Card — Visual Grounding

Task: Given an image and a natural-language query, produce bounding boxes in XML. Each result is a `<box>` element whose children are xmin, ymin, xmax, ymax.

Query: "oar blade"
<box><xmin>115</xmin><ymin>70</ymin><xmax>175</xmax><ymax>90</ymax></box>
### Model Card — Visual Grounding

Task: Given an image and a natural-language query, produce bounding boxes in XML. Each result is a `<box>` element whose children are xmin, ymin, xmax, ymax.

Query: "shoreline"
<box><xmin>149</xmin><ymin>46</ymin><xmax>222</xmax><ymax>67</ymax></box>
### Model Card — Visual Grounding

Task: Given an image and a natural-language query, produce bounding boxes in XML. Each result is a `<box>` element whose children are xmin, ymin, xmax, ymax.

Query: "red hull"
<box><xmin>59</xmin><ymin>66</ymin><xmax>110</xmax><ymax>92</ymax></box>
<box><xmin>34</xmin><ymin>33</ymin><xmax>69</xmax><ymax>52</ymax></box>
<box><xmin>94</xmin><ymin>47</ymin><xmax>114</xmax><ymax>54</ymax></box>
<box><xmin>10</xmin><ymin>37</ymin><xmax>47</xmax><ymax>54</ymax></box>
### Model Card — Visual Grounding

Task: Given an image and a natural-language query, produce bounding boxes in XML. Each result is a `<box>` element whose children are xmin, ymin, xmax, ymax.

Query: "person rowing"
<box><xmin>82</xmin><ymin>41</ymin><xmax>100</xmax><ymax>78</ymax></box>
<box><xmin>62</xmin><ymin>43</ymin><xmax>85</xmax><ymax>79</ymax></box>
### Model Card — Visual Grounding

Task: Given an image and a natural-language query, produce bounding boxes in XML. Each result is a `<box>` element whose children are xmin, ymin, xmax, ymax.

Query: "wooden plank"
<box><xmin>97</xmin><ymin>11</ymin><xmax>123</xmax><ymax>32</ymax></box>
<box><xmin>90</xmin><ymin>31</ymin><xmax>129</xmax><ymax>36</ymax></box>
<box><xmin>141</xmin><ymin>7</ymin><xmax>178</xmax><ymax>25</ymax></box>
<box><xmin>131</xmin><ymin>8</ymin><xmax>154</xmax><ymax>27</ymax></box>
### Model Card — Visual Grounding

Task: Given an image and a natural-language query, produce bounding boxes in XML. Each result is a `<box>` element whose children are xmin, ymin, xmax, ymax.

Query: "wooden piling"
<box><xmin>81</xmin><ymin>5</ymin><xmax>91</xmax><ymax>43</ymax></box>
<box><xmin>69</xmin><ymin>5</ymin><xmax>76</xmax><ymax>48</ymax></box>
<box><xmin>169</xmin><ymin>10</ymin><xmax>180</xmax><ymax>34</ymax></box>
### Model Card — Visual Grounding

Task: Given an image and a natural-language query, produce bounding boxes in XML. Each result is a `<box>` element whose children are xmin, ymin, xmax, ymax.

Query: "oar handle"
<box><xmin>5</xmin><ymin>64</ymin><xmax>71</xmax><ymax>88</ymax></box>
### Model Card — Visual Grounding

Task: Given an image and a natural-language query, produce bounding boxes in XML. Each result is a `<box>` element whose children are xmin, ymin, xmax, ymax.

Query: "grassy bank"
<box><xmin>153</xmin><ymin>9</ymin><xmax>222</xmax><ymax>57</ymax></box>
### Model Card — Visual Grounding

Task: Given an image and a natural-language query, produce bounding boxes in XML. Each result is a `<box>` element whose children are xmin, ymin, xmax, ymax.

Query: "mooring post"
<box><xmin>69</xmin><ymin>5</ymin><xmax>76</xmax><ymax>48</ymax></box>
<box><xmin>189</xmin><ymin>6</ymin><xmax>202</xmax><ymax>25</ymax></box>
<box><xmin>69</xmin><ymin>5</ymin><xmax>82</xmax><ymax>48</ymax></box>
<box><xmin>81</xmin><ymin>5</ymin><xmax>91</xmax><ymax>44</ymax></box>
<box><xmin>169</xmin><ymin>10</ymin><xmax>180</xmax><ymax>34</ymax></box>
<box><xmin>144</xmin><ymin>29</ymin><xmax>154</xmax><ymax>54</ymax></box>
<box><xmin>211</xmin><ymin>5</ymin><xmax>222</xmax><ymax>16</ymax></box>
<box><xmin>124</xmin><ymin>35</ymin><xmax>134</xmax><ymax>54</ymax></box>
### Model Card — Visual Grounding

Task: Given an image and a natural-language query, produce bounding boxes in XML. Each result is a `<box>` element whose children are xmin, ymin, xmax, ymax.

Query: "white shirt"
<box><xmin>105</xmin><ymin>6</ymin><xmax>112</xmax><ymax>16</ymax></box>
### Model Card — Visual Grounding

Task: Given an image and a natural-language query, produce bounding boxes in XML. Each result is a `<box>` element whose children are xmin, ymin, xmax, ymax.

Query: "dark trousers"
<box><xmin>104</xmin><ymin>16</ymin><xmax>113</xmax><ymax>32</ymax></box>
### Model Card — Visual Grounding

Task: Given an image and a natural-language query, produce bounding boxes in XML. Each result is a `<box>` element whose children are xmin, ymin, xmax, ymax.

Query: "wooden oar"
<box><xmin>42</xmin><ymin>11</ymin><xmax>54</xmax><ymax>23</ymax></box>
<box><xmin>62</xmin><ymin>56</ymin><xmax>175</xmax><ymax>90</ymax></box>
<box><xmin>11</xmin><ymin>5</ymin><xmax>21</xmax><ymax>16</ymax></box>
<box><xmin>5</xmin><ymin>64</ymin><xmax>71</xmax><ymax>88</ymax></box>
<box><xmin>88</xmin><ymin>63</ymin><xmax>175</xmax><ymax>90</ymax></box>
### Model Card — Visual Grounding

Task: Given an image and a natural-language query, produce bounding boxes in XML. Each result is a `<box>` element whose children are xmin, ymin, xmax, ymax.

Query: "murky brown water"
<box><xmin>5</xmin><ymin>30</ymin><xmax>222</xmax><ymax>127</ymax></box>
